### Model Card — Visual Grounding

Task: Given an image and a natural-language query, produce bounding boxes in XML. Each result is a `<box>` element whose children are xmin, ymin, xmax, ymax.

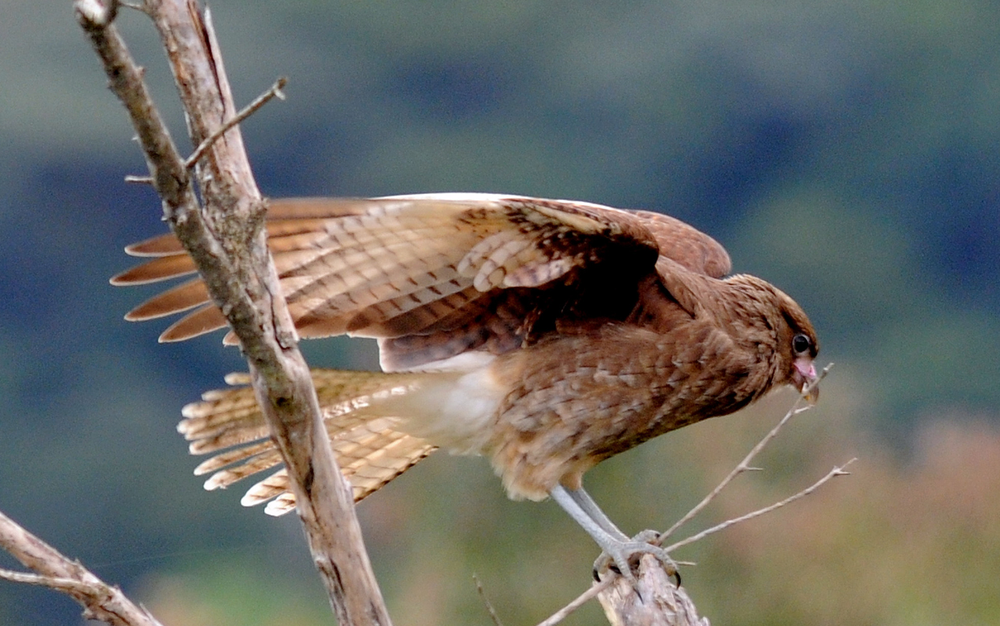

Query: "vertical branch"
<box><xmin>74</xmin><ymin>1</ymin><xmax>391</xmax><ymax>624</ymax></box>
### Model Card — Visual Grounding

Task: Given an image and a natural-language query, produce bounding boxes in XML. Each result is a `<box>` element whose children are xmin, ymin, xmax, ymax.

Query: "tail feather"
<box><xmin>188</xmin><ymin>425</ymin><xmax>273</xmax><ymax>456</ymax></box>
<box><xmin>242</xmin><ymin>469</ymin><xmax>292</xmax><ymax>511</ymax></box>
<box><xmin>203</xmin><ymin>449</ymin><xmax>283</xmax><ymax>490</ymax></box>
<box><xmin>266</xmin><ymin>494</ymin><xmax>298</xmax><ymax>516</ymax></box>
<box><xmin>193</xmin><ymin>439</ymin><xmax>274</xmax><ymax>475</ymax></box>
<box><xmin>179</xmin><ymin>368</ymin><xmax>440</xmax><ymax>514</ymax></box>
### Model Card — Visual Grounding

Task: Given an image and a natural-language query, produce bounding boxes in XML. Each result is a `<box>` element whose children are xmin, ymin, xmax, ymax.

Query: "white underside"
<box><xmin>380</xmin><ymin>348</ymin><xmax>497</xmax><ymax>374</ymax></box>
<box><xmin>374</xmin><ymin>353</ymin><xmax>506</xmax><ymax>455</ymax></box>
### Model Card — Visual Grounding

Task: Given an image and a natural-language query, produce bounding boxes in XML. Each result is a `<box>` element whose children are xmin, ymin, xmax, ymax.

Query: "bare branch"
<box><xmin>664</xmin><ymin>459</ymin><xmax>856</xmax><ymax>553</ymax></box>
<box><xmin>73</xmin><ymin>2</ymin><xmax>392</xmax><ymax>624</ymax></box>
<box><xmin>536</xmin><ymin>581</ymin><xmax>609</xmax><ymax>626</ymax></box>
<box><xmin>473</xmin><ymin>574</ymin><xmax>505</xmax><ymax>626</ymax></box>
<box><xmin>536</xmin><ymin>556</ymin><xmax>709</xmax><ymax>626</ymax></box>
<box><xmin>75</xmin><ymin>0</ymin><xmax>190</xmax><ymax>203</ymax></box>
<box><xmin>185</xmin><ymin>76</ymin><xmax>287</xmax><ymax>169</ymax></box>
<box><xmin>0</xmin><ymin>510</ymin><xmax>165</xmax><ymax>626</ymax></box>
<box><xmin>597</xmin><ymin>556</ymin><xmax>709</xmax><ymax>626</ymax></box>
<box><xmin>656</xmin><ymin>363</ymin><xmax>833</xmax><ymax>545</ymax></box>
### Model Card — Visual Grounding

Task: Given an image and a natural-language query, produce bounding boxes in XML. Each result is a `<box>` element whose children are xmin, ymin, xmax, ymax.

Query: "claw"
<box><xmin>592</xmin><ymin>529</ymin><xmax>680</xmax><ymax>586</ymax></box>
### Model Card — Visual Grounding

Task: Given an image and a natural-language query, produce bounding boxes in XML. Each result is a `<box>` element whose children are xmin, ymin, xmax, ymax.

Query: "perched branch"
<box><xmin>597</xmin><ymin>555</ymin><xmax>709</xmax><ymax>626</ymax></box>
<box><xmin>73</xmin><ymin>1</ymin><xmax>391</xmax><ymax>624</ymax></box>
<box><xmin>0</xmin><ymin>510</ymin><xmax>164</xmax><ymax>626</ymax></box>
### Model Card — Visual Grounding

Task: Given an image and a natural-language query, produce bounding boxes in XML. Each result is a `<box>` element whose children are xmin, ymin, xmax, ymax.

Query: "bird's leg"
<box><xmin>562</xmin><ymin>485</ymin><xmax>628</xmax><ymax>540</ymax></box>
<box><xmin>550</xmin><ymin>485</ymin><xmax>678</xmax><ymax>584</ymax></box>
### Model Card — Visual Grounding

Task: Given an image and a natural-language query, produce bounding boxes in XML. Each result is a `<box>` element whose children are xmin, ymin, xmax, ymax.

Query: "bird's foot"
<box><xmin>592</xmin><ymin>529</ymin><xmax>680</xmax><ymax>586</ymax></box>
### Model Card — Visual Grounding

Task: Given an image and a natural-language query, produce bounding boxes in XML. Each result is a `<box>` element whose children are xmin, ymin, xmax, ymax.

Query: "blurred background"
<box><xmin>1</xmin><ymin>1</ymin><xmax>998</xmax><ymax>624</ymax></box>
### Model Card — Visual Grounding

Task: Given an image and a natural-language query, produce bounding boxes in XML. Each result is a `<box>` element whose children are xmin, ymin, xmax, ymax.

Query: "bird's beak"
<box><xmin>793</xmin><ymin>357</ymin><xmax>819</xmax><ymax>404</ymax></box>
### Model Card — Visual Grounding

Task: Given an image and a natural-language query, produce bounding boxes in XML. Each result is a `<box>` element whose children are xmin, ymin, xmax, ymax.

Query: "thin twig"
<box><xmin>473</xmin><ymin>574</ymin><xmax>505</xmax><ymax>626</ymax></box>
<box><xmin>536</xmin><ymin>580</ymin><xmax>611</xmax><ymax>626</ymax></box>
<box><xmin>184</xmin><ymin>76</ymin><xmax>287</xmax><ymax>169</ymax></box>
<box><xmin>664</xmin><ymin>459</ymin><xmax>855</xmax><ymax>552</ymax></box>
<box><xmin>0</xmin><ymin>569</ymin><xmax>89</xmax><ymax>591</ymax></box>
<box><xmin>655</xmin><ymin>363</ymin><xmax>833</xmax><ymax>545</ymax></box>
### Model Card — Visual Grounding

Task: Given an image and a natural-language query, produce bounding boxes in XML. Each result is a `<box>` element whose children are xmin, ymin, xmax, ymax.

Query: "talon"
<box><xmin>592</xmin><ymin>556</ymin><xmax>613</xmax><ymax>581</ymax></box>
<box><xmin>592</xmin><ymin>530</ymin><xmax>678</xmax><ymax>586</ymax></box>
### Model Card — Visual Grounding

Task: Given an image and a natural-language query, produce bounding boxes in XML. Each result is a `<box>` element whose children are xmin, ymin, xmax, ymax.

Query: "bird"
<box><xmin>112</xmin><ymin>193</ymin><xmax>819</xmax><ymax>580</ymax></box>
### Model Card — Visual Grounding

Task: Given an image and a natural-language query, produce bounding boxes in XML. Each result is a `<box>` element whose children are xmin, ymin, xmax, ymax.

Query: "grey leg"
<box><xmin>550</xmin><ymin>485</ymin><xmax>626</xmax><ymax>549</ymax></box>
<box><xmin>550</xmin><ymin>484</ymin><xmax>677</xmax><ymax>584</ymax></box>
<box><xmin>563</xmin><ymin>486</ymin><xmax>629</xmax><ymax>541</ymax></box>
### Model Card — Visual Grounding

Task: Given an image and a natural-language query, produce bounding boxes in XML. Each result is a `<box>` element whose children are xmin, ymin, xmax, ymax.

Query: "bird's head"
<box><xmin>772</xmin><ymin>289</ymin><xmax>820</xmax><ymax>403</ymax></box>
<box><xmin>724</xmin><ymin>274</ymin><xmax>820</xmax><ymax>402</ymax></box>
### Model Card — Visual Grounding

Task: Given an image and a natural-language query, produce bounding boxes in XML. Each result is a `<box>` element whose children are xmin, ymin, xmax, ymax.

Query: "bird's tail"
<box><xmin>179</xmin><ymin>368</ymin><xmax>443</xmax><ymax>516</ymax></box>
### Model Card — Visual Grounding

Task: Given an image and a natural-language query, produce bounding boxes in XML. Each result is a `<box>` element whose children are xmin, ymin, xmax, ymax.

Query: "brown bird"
<box><xmin>112</xmin><ymin>193</ymin><xmax>819</xmax><ymax>578</ymax></box>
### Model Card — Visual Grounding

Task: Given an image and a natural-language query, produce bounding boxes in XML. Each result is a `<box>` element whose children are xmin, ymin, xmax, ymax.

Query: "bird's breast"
<box><xmin>482</xmin><ymin>322</ymin><xmax>759</xmax><ymax>499</ymax></box>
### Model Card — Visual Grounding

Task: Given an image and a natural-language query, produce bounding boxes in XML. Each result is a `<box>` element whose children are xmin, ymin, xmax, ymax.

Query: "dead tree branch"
<box><xmin>72</xmin><ymin>1</ymin><xmax>391</xmax><ymax>624</ymax></box>
<box><xmin>0</xmin><ymin>510</ymin><xmax>165</xmax><ymax>626</ymax></box>
<box><xmin>597</xmin><ymin>555</ymin><xmax>709</xmax><ymax>626</ymax></box>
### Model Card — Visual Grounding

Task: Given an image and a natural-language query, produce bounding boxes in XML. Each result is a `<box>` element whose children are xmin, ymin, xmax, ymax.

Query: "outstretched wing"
<box><xmin>112</xmin><ymin>193</ymin><xmax>730</xmax><ymax>370</ymax></box>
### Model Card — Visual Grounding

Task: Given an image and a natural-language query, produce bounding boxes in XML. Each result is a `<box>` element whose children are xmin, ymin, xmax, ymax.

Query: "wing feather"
<box><xmin>160</xmin><ymin>305</ymin><xmax>229</xmax><ymax>343</ymax></box>
<box><xmin>110</xmin><ymin>254</ymin><xmax>197</xmax><ymax>285</ymax></box>
<box><xmin>115</xmin><ymin>194</ymin><xmax>730</xmax><ymax>366</ymax></box>
<box><xmin>125</xmin><ymin>279</ymin><xmax>209</xmax><ymax>321</ymax></box>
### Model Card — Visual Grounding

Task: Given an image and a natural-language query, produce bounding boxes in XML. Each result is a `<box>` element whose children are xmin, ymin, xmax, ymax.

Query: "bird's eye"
<box><xmin>792</xmin><ymin>334</ymin><xmax>811</xmax><ymax>355</ymax></box>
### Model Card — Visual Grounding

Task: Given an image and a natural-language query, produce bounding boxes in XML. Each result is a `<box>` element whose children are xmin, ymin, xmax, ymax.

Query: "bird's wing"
<box><xmin>630</xmin><ymin>209</ymin><xmax>731</xmax><ymax>279</ymax></box>
<box><xmin>112</xmin><ymin>194</ymin><xmax>730</xmax><ymax>369</ymax></box>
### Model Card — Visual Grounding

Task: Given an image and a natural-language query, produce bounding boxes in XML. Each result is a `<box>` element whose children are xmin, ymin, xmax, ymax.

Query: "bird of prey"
<box><xmin>113</xmin><ymin>193</ymin><xmax>819</xmax><ymax>579</ymax></box>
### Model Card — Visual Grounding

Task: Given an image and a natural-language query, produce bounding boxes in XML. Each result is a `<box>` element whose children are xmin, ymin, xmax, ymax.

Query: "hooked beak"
<box><xmin>793</xmin><ymin>357</ymin><xmax>819</xmax><ymax>404</ymax></box>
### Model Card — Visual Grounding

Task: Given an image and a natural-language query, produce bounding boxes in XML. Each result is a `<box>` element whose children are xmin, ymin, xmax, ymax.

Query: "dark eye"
<box><xmin>792</xmin><ymin>334</ymin><xmax>811</xmax><ymax>355</ymax></box>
